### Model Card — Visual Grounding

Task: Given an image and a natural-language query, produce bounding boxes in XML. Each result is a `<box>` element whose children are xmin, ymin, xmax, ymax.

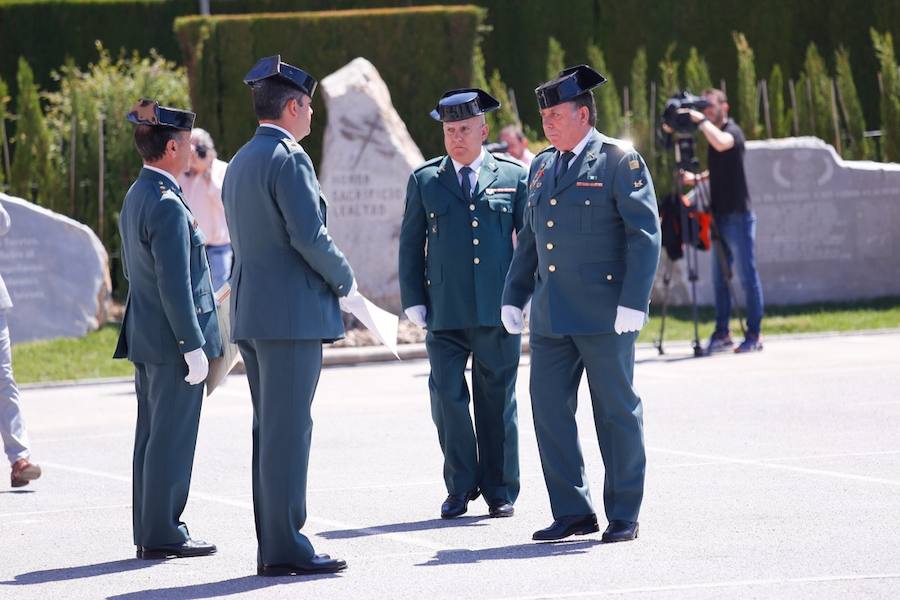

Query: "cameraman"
<box><xmin>681</xmin><ymin>88</ymin><xmax>764</xmax><ymax>353</ymax></box>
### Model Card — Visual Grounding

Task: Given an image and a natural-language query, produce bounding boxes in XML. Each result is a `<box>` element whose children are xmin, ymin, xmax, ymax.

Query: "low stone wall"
<box><xmin>653</xmin><ymin>137</ymin><xmax>900</xmax><ymax>307</ymax></box>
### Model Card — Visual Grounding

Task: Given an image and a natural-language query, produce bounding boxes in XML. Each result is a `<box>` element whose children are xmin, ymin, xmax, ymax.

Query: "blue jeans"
<box><xmin>712</xmin><ymin>211</ymin><xmax>764</xmax><ymax>337</ymax></box>
<box><xmin>205</xmin><ymin>243</ymin><xmax>233</xmax><ymax>292</ymax></box>
<box><xmin>0</xmin><ymin>311</ymin><xmax>30</xmax><ymax>464</ymax></box>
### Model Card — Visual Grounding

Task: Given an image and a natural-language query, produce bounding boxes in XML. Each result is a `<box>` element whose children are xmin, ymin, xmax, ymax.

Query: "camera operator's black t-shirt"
<box><xmin>707</xmin><ymin>119</ymin><xmax>750</xmax><ymax>215</ymax></box>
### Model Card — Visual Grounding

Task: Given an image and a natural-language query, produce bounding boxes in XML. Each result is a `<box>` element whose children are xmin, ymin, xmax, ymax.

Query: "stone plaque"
<box><xmin>0</xmin><ymin>193</ymin><xmax>111</xmax><ymax>343</ymax></box>
<box><xmin>319</xmin><ymin>57</ymin><xmax>424</xmax><ymax>313</ymax></box>
<box><xmin>654</xmin><ymin>137</ymin><xmax>900</xmax><ymax>307</ymax></box>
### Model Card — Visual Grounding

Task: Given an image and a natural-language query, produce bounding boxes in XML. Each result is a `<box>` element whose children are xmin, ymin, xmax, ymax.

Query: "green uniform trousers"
<box><xmin>425</xmin><ymin>326</ymin><xmax>520</xmax><ymax>503</ymax></box>
<box><xmin>132</xmin><ymin>362</ymin><xmax>204</xmax><ymax>547</ymax></box>
<box><xmin>529</xmin><ymin>331</ymin><xmax>645</xmax><ymax>522</ymax></box>
<box><xmin>238</xmin><ymin>338</ymin><xmax>322</xmax><ymax>567</ymax></box>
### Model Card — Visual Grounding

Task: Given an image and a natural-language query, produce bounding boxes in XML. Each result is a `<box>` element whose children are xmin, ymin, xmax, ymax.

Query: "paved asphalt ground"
<box><xmin>2</xmin><ymin>331</ymin><xmax>899</xmax><ymax>600</ymax></box>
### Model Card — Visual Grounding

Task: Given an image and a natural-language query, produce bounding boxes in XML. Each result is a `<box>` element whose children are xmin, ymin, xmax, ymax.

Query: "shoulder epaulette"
<box><xmin>601</xmin><ymin>135</ymin><xmax>637</xmax><ymax>155</ymax></box>
<box><xmin>490</xmin><ymin>153</ymin><xmax>526</xmax><ymax>170</ymax></box>
<box><xmin>277</xmin><ymin>137</ymin><xmax>303</xmax><ymax>153</ymax></box>
<box><xmin>413</xmin><ymin>155</ymin><xmax>444</xmax><ymax>174</ymax></box>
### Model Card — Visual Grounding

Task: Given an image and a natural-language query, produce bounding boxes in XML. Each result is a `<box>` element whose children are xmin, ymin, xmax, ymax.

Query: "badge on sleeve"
<box><xmin>629</xmin><ymin>159</ymin><xmax>640</xmax><ymax>170</ymax></box>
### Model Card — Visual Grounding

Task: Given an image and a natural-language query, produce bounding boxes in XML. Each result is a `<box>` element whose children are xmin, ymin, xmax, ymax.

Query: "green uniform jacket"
<box><xmin>114</xmin><ymin>168</ymin><xmax>223</xmax><ymax>363</ymax></box>
<box><xmin>223</xmin><ymin>126</ymin><xmax>354</xmax><ymax>341</ymax></box>
<box><xmin>502</xmin><ymin>129</ymin><xmax>661</xmax><ymax>335</ymax></box>
<box><xmin>399</xmin><ymin>153</ymin><xmax>527</xmax><ymax>330</ymax></box>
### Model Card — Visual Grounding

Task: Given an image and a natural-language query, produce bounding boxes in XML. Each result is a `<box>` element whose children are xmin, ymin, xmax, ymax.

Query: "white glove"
<box><xmin>501</xmin><ymin>305</ymin><xmax>524</xmax><ymax>334</ymax></box>
<box><xmin>405</xmin><ymin>305</ymin><xmax>427</xmax><ymax>328</ymax></box>
<box><xmin>614</xmin><ymin>305</ymin><xmax>647</xmax><ymax>335</ymax></box>
<box><xmin>522</xmin><ymin>299</ymin><xmax>532</xmax><ymax>324</ymax></box>
<box><xmin>183</xmin><ymin>348</ymin><xmax>209</xmax><ymax>385</ymax></box>
<box><xmin>338</xmin><ymin>279</ymin><xmax>360</xmax><ymax>313</ymax></box>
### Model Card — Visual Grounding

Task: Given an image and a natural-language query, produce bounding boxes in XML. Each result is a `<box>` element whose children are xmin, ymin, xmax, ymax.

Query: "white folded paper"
<box><xmin>343</xmin><ymin>293</ymin><xmax>400</xmax><ymax>358</ymax></box>
<box><xmin>205</xmin><ymin>283</ymin><xmax>242</xmax><ymax>396</ymax></box>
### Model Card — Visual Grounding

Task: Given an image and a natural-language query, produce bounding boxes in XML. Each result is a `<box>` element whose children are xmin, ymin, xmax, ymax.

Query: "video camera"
<box><xmin>661</xmin><ymin>91</ymin><xmax>710</xmax><ymax>134</ymax></box>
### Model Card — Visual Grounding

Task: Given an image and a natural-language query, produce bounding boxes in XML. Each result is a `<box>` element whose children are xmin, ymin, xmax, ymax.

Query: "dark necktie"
<box><xmin>556</xmin><ymin>151</ymin><xmax>575</xmax><ymax>185</ymax></box>
<box><xmin>459</xmin><ymin>166</ymin><xmax>473</xmax><ymax>201</ymax></box>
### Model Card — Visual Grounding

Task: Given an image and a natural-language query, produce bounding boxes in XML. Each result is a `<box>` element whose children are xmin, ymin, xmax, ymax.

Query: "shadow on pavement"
<box><xmin>105</xmin><ymin>573</ymin><xmax>341</xmax><ymax>599</ymax></box>
<box><xmin>416</xmin><ymin>539</ymin><xmax>602</xmax><ymax>566</ymax></box>
<box><xmin>1</xmin><ymin>559</ymin><xmax>153</xmax><ymax>585</ymax></box>
<box><xmin>319</xmin><ymin>515</ymin><xmax>491</xmax><ymax>539</ymax></box>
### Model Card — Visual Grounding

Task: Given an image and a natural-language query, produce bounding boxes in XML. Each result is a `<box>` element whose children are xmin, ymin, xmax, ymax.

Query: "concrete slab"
<box><xmin>2</xmin><ymin>333</ymin><xmax>899</xmax><ymax>599</ymax></box>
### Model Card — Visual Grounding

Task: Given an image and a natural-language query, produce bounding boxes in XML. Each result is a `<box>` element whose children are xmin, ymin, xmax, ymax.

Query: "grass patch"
<box><xmin>639</xmin><ymin>296</ymin><xmax>900</xmax><ymax>345</ymax></box>
<box><xmin>12</xmin><ymin>324</ymin><xmax>133</xmax><ymax>385</ymax></box>
<box><xmin>9</xmin><ymin>297</ymin><xmax>900</xmax><ymax>384</ymax></box>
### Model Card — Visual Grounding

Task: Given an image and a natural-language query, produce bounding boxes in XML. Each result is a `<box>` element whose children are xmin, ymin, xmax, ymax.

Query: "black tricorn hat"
<box><xmin>430</xmin><ymin>88</ymin><xmax>500</xmax><ymax>122</ymax></box>
<box><xmin>126</xmin><ymin>98</ymin><xmax>195</xmax><ymax>130</ymax></box>
<box><xmin>535</xmin><ymin>64</ymin><xmax>607</xmax><ymax>110</ymax></box>
<box><xmin>243</xmin><ymin>55</ymin><xmax>318</xmax><ymax>98</ymax></box>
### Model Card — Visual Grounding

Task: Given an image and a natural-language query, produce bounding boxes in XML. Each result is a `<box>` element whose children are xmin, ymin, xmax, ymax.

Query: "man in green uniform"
<box><xmin>399</xmin><ymin>89</ymin><xmax>527</xmax><ymax>519</ymax></box>
<box><xmin>115</xmin><ymin>99</ymin><xmax>223</xmax><ymax>559</ymax></box>
<box><xmin>501</xmin><ymin>66</ymin><xmax>661</xmax><ymax>543</ymax></box>
<box><xmin>222</xmin><ymin>55</ymin><xmax>357</xmax><ymax>576</ymax></box>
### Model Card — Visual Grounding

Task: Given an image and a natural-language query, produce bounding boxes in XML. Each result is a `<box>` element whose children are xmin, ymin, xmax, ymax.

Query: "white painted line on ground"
<box><xmin>763</xmin><ymin>449</ymin><xmax>900</xmax><ymax>462</ymax></box>
<box><xmin>0</xmin><ymin>503</ymin><xmax>131</xmax><ymax>519</ymax></box>
<box><xmin>648</xmin><ymin>447</ymin><xmax>900</xmax><ymax>487</ymax></box>
<box><xmin>653</xmin><ymin>461</ymin><xmax>728</xmax><ymax>469</ymax></box>
<box><xmin>38</xmin><ymin>461</ymin><xmax>451</xmax><ymax>553</ymax></box>
<box><xmin>31</xmin><ymin>432</ymin><xmax>132</xmax><ymax>444</ymax></box>
<box><xmin>489</xmin><ymin>572</ymin><xmax>900</xmax><ymax>599</ymax></box>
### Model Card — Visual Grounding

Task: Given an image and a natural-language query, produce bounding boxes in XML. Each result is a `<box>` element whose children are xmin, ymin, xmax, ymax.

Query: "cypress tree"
<box><xmin>733</xmin><ymin>32</ymin><xmax>761</xmax><ymax>139</ymax></box>
<box><xmin>586</xmin><ymin>42</ymin><xmax>622</xmax><ymax>137</ymax></box>
<box><xmin>629</xmin><ymin>47</ymin><xmax>650</xmax><ymax>153</ymax></box>
<box><xmin>871</xmin><ymin>29</ymin><xmax>900</xmax><ymax>162</ymax></box>
<box><xmin>834</xmin><ymin>47</ymin><xmax>872</xmax><ymax>159</ymax></box>
<box><xmin>9</xmin><ymin>57</ymin><xmax>55</xmax><ymax>207</ymax></box>
<box><xmin>546</xmin><ymin>37</ymin><xmax>566</xmax><ymax>80</ymax></box>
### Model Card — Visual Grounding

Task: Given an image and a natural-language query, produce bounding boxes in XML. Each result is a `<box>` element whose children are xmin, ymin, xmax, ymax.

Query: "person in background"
<box><xmin>681</xmin><ymin>88</ymin><xmax>764</xmax><ymax>354</ymax></box>
<box><xmin>0</xmin><ymin>200</ymin><xmax>42</xmax><ymax>488</ymax></box>
<box><xmin>178</xmin><ymin>128</ymin><xmax>233</xmax><ymax>292</ymax></box>
<box><xmin>499</xmin><ymin>124</ymin><xmax>535</xmax><ymax>168</ymax></box>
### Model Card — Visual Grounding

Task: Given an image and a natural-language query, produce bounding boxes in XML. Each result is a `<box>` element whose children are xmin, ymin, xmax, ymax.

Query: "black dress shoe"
<box><xmin>440</xmin><ymin>488</ymin><xmax>480</xmax><ymax>519</ymax></box>
<box><xmin>602</xmin><ymin>520</ymin><xmax>639</xmax><ymax>543</ymax></box>
<box><xmin>137</xmin><ymin>538</ymin><xmax>217</xmax><ymax>559</ymax></box>
<box><xmin>532</xmin><ymin>514</ymin><xmax>599</xmax><ymax>541</ymax></box>
<box><xmin>488</xmin><ymin>499</ymin><xmax>514</xmax><ymax>518</ymax></box>
<box><xmin>257</xmin><ymin>554</ymin><xmax>347</xmax><ymax>576</ymax></box>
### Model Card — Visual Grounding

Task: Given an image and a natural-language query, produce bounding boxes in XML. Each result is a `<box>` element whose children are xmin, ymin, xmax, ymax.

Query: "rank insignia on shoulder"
<box><xmin>633</xmin><ymin>179</ymin><xmax>645</xmax><ymax>189</ymax></box>
<box><xmin>576</xmin><ymin>181</ymin><xmax>603</xmax><ymax>188</ymax></box>
<box><xmin>486</xmin><ymin>187</ymin><xmax>516</xmax><ymax>194</ymax></box>
<box><xmin>629</xmin><ymin>159</ymin><xmax>640</xmax><ymax>170</ymax></box>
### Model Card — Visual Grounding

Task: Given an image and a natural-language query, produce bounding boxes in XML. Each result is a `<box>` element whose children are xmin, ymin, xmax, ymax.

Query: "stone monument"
<box><xmin>319</xmin><ymin>57</ymin><xmax>424</xmax><ymax>313</ymax></box>
<box><xmin>653</xmin><ymin>137</ymin><xmax>900</xmax><ymax>307</ymax></box>
<box><xmin>0</xmin><ymin>193</ymin><xmax>111</xmax><ymax>343</ymax></box>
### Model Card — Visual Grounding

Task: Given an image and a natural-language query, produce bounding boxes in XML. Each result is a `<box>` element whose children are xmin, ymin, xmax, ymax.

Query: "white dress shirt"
<box><xmin>451</xmin><ymin>148</ymin><xmax>486</xmax><ymax>193</ymax></box>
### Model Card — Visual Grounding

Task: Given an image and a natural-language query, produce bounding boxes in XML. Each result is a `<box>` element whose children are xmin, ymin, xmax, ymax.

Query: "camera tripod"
<box><xmin>654</xmin><ymin>134</ymin><xmax>746</xmax><ymax>357</ymax></box>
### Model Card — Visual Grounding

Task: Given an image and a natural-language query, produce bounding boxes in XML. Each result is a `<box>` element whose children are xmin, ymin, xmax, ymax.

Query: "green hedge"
<box><xmin>4</xmin><ymin>0</ymin><xmax>899</xmax><ymax>138</ymax></box>
<box><xmin>174</xmin><ymin>6</ymin><xmax>484</xmax><ymax>162</ymax></box>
